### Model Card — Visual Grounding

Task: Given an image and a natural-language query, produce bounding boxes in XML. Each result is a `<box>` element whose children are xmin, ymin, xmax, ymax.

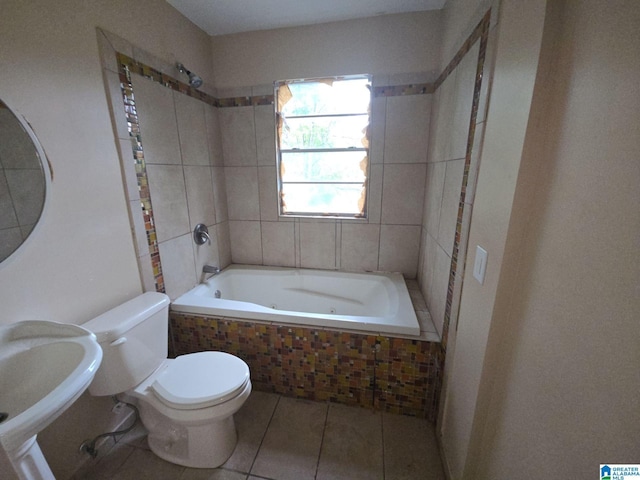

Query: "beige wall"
<box><xmin>438</xmin><ymin>0</ymin><xmax>640</xmax><ymax>478</ymax></box>
<box><xmin>0</xmin><ymin>0</ymin><xmax>211</xmax><ymax>323</ymax></box>
<box><xmin>0</xmin><ymin>1</ymin><xmax>213</xmax><ymax>477</ymax></box>
<box><xmin>437</xmin><ymin>0</ymin><xmax>548</xmax><ymax>477</ymax></box>
<box><xmin>474</xmin><ymin>0</ymin><xmax>640</xmax><ymax>476</ymax></box>
<box><xmin>211</xmin><ymin>12</ymin><xmax>442</xmax><ymax>88</ymax></box>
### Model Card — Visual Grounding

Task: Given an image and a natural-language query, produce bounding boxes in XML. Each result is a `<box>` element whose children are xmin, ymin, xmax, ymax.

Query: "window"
<box><xmin>275</xmin><ymin>76</ymin><xmax>371</xmax><ymax>218</ymax></box>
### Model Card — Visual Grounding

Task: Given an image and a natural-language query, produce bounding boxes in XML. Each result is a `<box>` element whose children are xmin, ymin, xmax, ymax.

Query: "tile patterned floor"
<box><xmin>72</xmin><ymin>392</ymin><xmax>445</xmax><ymax>480</ymax></box>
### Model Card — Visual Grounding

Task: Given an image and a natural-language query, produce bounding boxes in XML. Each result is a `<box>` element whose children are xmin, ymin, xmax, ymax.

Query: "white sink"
<box><xmin>0</xmin><ymin>321</ymin><xmax>102</xmax><ymax>479</ymax></box>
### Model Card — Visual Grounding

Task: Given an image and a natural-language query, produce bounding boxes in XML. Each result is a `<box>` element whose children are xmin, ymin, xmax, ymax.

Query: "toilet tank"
<box><xmin>83</xmin><ymin>292</ymin><xmax>170</xmax><ymax>396</ymax></box>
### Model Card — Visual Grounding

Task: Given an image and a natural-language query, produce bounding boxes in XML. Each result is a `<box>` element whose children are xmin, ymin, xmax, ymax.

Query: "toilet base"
<box><xmin>147</xmin><ymin>415</ymin><xmax>237</xmax><ymax>468</ymax></box>
<box><xmin>133</xmin><ymin>378</ymin><xmax>252</xmax><ymax>469</ymax></box>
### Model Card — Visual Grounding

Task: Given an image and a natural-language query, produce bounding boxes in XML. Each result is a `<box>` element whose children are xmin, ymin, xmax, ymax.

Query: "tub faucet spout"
<box><xmin>203</xmin><ymin>265</ymin><xmax>221</xmax><ymax>275</ymax></box>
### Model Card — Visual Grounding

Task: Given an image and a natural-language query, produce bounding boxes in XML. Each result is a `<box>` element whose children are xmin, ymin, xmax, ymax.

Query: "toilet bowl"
<box><xmin>83</xmin><ymin>292</ymin><xmax>251</xmax><ymax>468</ymax></box>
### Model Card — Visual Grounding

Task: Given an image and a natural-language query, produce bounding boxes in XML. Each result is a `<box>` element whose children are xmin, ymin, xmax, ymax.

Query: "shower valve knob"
<box><xmin>193</xmin><ymin>224</ymin><xmax>211</xmax><ymax>245</ymax></box>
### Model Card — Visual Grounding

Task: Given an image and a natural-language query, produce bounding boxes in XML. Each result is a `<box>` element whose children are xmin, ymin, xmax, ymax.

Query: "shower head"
<box><xmin>176</xmin><ymin>63</ymin><xmax>203</xmax><ymax>89</ymax></box>
<box><xmin>188</xmin><ymin>73</ymin><xmax>203</xmax><ymax>89</ymax></box>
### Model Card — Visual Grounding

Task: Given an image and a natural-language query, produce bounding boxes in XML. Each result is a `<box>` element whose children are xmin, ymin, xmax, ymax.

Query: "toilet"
<box><xmin>83</xmin><ymin>292</ymin><xmax>251</xmax><ymax>468</ymax></box>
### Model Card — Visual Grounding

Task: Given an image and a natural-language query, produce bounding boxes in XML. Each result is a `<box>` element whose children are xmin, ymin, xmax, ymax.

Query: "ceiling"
<box><xmin>166</xmin><ymin>0</ymin><xmax>446</xmax><ymax>36</ymax></box>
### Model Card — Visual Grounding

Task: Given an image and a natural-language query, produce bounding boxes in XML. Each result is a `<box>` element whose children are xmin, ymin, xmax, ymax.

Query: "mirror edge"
<box><xmin>0</xmin><ymin>101</ymin><xmax>52</xmax><ymax>270</ymax></box>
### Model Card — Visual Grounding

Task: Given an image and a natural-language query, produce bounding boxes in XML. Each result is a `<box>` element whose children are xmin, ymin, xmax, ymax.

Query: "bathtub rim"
<box><xmin>171</xmin><ymin>265</ymin><xmax>423</xmax><ymax>337</ymax></box>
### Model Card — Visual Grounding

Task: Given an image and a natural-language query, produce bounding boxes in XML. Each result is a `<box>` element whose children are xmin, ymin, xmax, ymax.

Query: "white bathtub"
<box><xmin>172</xmin><ymin>265</ymin><xmax>420</xmax><ymax>336</ymax></box>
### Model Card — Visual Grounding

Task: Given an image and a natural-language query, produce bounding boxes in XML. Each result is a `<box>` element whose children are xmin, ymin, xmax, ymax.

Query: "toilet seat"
<box><xmin>150</xmin><ymin>352</ymin><xmax>250</xmax><ymax>410</ymax></box>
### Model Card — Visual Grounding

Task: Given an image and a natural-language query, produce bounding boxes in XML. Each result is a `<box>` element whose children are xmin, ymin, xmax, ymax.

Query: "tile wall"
<box><xmin>418</xmin><ymin>12</ymin><xmax>495</xmax><ymax>344</ymax></box>
<box><xmin>100</xmin><ymin>27</ymin><xmax>435</xmax><ymax>300</ymax></box>
<box><xmin>220</xmin><ymin>77</ymin><xmax>432</xmax><ymax>280</ymax></box>
<box><xmin>130</xmin><ymin>73</ymin><xmax>231</xmax><ymax>296</ymax></box>
<box><xmin>98</xmin><ymin>29</ymin><xmax>232</xmax><ymax>298</ymax></box>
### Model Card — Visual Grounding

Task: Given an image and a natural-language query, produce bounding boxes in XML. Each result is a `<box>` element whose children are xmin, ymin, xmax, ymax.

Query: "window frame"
<box><xmin>275</xmin><ymin>75</ymin><xmax>372</xmax><ymax>219</ymax></box>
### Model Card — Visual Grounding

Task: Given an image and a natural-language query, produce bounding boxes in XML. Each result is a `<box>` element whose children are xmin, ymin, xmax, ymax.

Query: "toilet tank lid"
<box><xmin>82</xmin><ymin>292</ymin><xmax>170</xmax><ymax>343</ymax></box>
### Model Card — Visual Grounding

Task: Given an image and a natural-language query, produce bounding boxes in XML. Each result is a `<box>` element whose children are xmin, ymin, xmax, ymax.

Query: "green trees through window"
<box><xmin>275</xmin><ymin>76</ymin><xmax>371</xmax><ymax>217</ymax></box>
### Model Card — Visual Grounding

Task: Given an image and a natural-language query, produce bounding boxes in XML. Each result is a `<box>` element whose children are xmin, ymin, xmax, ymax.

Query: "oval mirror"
<box><xmin>0</xmin><ymin>100</ymin><xmax>49</xmax><ymax>264</ymax></box>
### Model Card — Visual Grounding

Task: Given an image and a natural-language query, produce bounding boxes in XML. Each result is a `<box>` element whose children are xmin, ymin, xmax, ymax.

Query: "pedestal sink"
<box><xmin>0</xmin><ymin>321</ymin><xmax>102</xmax><ymax>480</ymax></box>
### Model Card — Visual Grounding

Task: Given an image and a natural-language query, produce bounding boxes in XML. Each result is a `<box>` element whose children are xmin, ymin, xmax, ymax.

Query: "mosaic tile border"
<box><xmin>117</xmin><ymin>52</ymin><xmax>433</xmax><ymax>111</ymax></box>
<box><xmin>170</xmin><ymin>312</ymin><xmax>441</xmax><ymax>419</ymax></box>
<box><xmin>441</xmin><ymin>10</ymin><xmax>491</xmax><ymax>352</ymax></box>
<box><xmin>117</xmin><ymin>53</ymin><xmax>217</xmax><ymax>107</ymax></box>
<box><xmin>217</xmin><ymin>95</ymin><xmax>275</xmax><ymax>107</ymax></box>
<box><xmin>372</xmin><ymin>83</ymin><xmax>435</xmax><ymax>97</ymax></box>
<box><xmin>435</xmin><ymin>11</ymin><xmax>491</xmax><ymax>90</ymax></box>
<box><xmin>117</xmin><ymin>58</ymin><xmax>165</xmax><ymax>293</ymax></box>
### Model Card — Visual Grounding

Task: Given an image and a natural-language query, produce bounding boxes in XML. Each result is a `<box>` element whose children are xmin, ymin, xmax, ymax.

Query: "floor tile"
<box><xmin>180</xmin><ymin>468</ymin><xmax>248</xmax><ymax>480</ymax></box>
<box><xmin>250</xmin><ymin>396</ymin><xmax>327</xmax><ymax>480</ymax></box>
<box><xmin>71</xmin><ymin>442</ymin><xmax>136</xmax><ymax>479</ymax></box>
<box><xmin>110</xmin><ymin>448</ymin><xmax>185</xmax><ymax>480</ymax></box>
<box><xmin>72</xmin><ymin>393</ymin><xmax>447</xmax><ymax>480</ymax></box>
<box><xmin>383</xmin><ymin>413</ymin><xmax>445</xmax><ymax>480</ymax></box>
<box><xmin>222</xmin><ymin>391</ymin><xmax>279</xmax><ymax>472</ymax></box>
<box><xmin>316</xmin><ymin>404</ymin><xmax>384</xmax><ymax>480</ymax></box>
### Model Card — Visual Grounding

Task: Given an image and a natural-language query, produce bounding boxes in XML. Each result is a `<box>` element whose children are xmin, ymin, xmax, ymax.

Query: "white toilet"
<box><xmin>83</xmin><ymin>292</ymin><xmax>251</xmax><ymax>468</ymax></box>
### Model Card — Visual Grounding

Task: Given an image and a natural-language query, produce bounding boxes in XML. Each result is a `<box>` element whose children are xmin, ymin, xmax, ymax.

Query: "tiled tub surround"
<box><xmin>170</xmin><ymin>316</ymin><xmax>440</xmax><ymax>420</ymax></box>
<box><xmin>100</xmin><ymin>26</ymin><xmax>437</xmax><ymax>300</ymax></box>
<box><xmin>96</xmin><ymin>20</ymin><xmax>488</xmax><ymax>422</ymax></box>
<box><xmin>98</xmin><ymin>29</ymin><xmax>232</xmax><ymax>299</ymax></box>
<box><xmin>170</xmin><ymin>276</ymin><xmax>440</xmax><ymax>420</ymax></box>
<box><xmin>221</xmin><ymin>79</ymin><xmax>432</xmax><ymax>280</ymax></box>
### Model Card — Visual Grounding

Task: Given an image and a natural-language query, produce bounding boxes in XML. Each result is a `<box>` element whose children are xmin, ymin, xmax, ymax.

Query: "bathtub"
<box><xmin>172</xmin><ymin>265</ymin><xmax>420</xmax><ymax>336</ymax></box>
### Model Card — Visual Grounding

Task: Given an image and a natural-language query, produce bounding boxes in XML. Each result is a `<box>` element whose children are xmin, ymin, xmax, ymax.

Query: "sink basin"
<box><xmin>0</xmin><ymin>320</ymin><xmax>102</xmax><ymax>479</ymax></box>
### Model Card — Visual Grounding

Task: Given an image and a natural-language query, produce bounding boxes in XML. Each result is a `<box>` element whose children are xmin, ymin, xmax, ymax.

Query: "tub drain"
<box><xmin>0</xmin><ymin>412</ymin><xmax>8</xmax><ymax>423</ymax></box>
<box><xmin>330</xmin><ymin>307</ymin><xmax>336</xmax><ymax>314</ymax></box>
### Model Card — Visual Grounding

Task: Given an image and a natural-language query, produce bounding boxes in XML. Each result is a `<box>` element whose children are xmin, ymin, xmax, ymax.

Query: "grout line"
<box><xmin>335</xmin><ymin>221</ymin><xmax>341</xmax><ymax>270</ymax></box>
<box><xmin>314</xmin><ymin>401</ymin><xmax>331</xmax><ymax>479</ymax></box>
<box><xmin>247</xmin><ymin>394</ymin><xmax>281</xmax><ymax>476</ymax></box>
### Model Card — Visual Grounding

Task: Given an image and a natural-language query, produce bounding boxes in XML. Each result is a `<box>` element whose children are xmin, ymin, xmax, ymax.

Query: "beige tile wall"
<box><xmin>221</xmin><ymin>80</ymin><xmax>432</xmax><ymax>279</ymax></box>
<box><xmin>130</xmin><ymin>74</ymin><xmax>231</xmax><ymax>299</ymax></box>
<box><xmin>119</xmin><ymin>66</ymin><xmax>434</xmax><ymax>299</ymax></box>
<box><xmin>418</xmin><ymin>41</ymin><xmax>482</xmax><ymax>337</ymax></box>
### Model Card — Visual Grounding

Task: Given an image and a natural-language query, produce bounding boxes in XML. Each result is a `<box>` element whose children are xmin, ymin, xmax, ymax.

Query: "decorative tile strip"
<box><xmin>116</xmin><ymin>53</ymin><xmax>217</xmax><ymax>107</ymax></box>
<box><xmin>117</xmin><ymin>61</ymin><xmax>164</xmax><ymax>293</ymax></box>
<box><xmin>441</xmin><ymin>10</ymin><xmax>492</xmax><ymax>354</ymax></box>
<box><xmin>217</xmin><ymin>96</ymin><xmax>252</xmax><ymax>108</ymax></box>
<box><xmin>114</xmin><ymin>53</ymin><xmax>435</xmax><ymax>117</ymax></box>
<box><xmin>170</xmin><ymin>312</ymin><xmax>440</xmax><ymax>420</ymax></box>
<box><xmin>424</xmin><ymin>9</ymin><xmax>491</xmax><ymax>415</ymax></box>
<box><xmin>372</xmin><ymin>83</ymin><xmax>435</xmax><ymax>97</ymax></box>
<box><xmin>435</xmin><ymin>11</ymin><xmax>491</xmax><ymax>89</ymax></box>
<box><xmin>252</xmin><ymin>95</ymin><xmax>275</xmax><ymax>106</ymax></box>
